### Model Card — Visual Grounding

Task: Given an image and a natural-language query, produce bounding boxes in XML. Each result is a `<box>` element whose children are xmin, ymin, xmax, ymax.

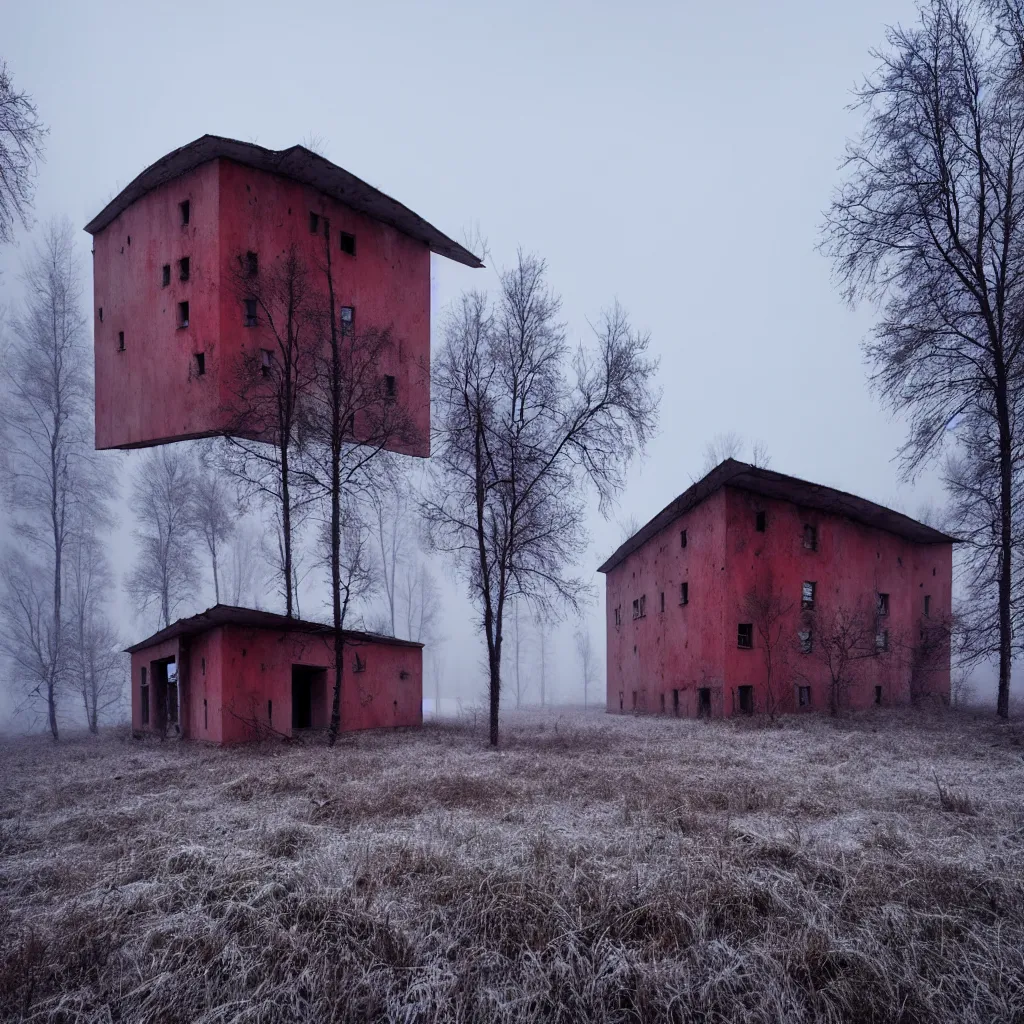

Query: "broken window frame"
<box><xmin>877</xmin><ymin>592</ymin><xmax>890</xmax><ymax>617</ymax></box>
<box><xmin>353</xmin><ymin>652</ymin><xmax>366</xmax><ymax>673</ymax></box>
<box><xmin>340</xmin><ymin>305</ymin><xmax>355</xmax><ymax>334</ymax></box>
<box><xmin>803</xmin><ymin>524</ymin><xmax>818</xmax><ymax>551</ymax></box>
<box><xmin>875</xmin><ymin>629</ymin><xmax>889</xmax><ymax>653</ymax></box>
<box><xmin>194</xmin><ymin>352</ymin><xmax>206</xmax><ymax>376</ymax></box>
<box><xmin>737</xmin><ymin>623</ymin><xmax>753</xmax><ymax>649</ymax></box>
<box><xmin>178</xmin><ymin>301</ymin><xmax>190</xmax><ymax>328</ymax></box>
<box><xmin>339</xmin><ymin>231</ymin><xmax>356</xmax><ymax>256</ymax></box>
<box><xmin>801</xmin><ymin>580</ymin><xmax>816</xmax><ymax>610</ymax></box>
<box><xmin>178</xmin><ymin>256</ymin><xmax>190</xmax><ymax>282</ymax></box>
<box><xmin>244</xmin><ymin>298</ymin><xmax>258</xmax><ymax>327</ymax></box>
<box><xmin>798</xmin><ymin>629</ymin><xmax>812</xmax><ymax>654</ymax></box>
<box><xmin>260</xmin><ymin>348</ymin><xmax>274</xmax><ymax>377</ymax></box>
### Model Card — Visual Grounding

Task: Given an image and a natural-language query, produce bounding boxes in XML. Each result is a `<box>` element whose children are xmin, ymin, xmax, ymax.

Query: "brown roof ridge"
<box><xmin>125</xmin><ymin>603</ymin><xmax>424</xmax><ymax>653</ymax></box>
<box><xmin>84</xmin><ymin>134</ymin><xmax>484</xmax><ymax>268</ymax></box>
<box><xmin>597</xmin><ymin>459</ymin><xmax>956</xmax><ymax>574</ymax></box>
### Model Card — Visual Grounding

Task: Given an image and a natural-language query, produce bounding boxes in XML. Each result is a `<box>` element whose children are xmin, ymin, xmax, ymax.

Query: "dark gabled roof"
<box><xmin>125</xmin><ymin>604</ymin><xmax>423</xmax><ymax>654</ymax></box>
<box><xmin>84</xmin><ymin>134</ymin><xmax>484</xmax><ymax>268</ymax></box>
<box><xmin>597</xmin><ymin>459</ymin><xmax>956</xmax><ymax>574</ymax></box>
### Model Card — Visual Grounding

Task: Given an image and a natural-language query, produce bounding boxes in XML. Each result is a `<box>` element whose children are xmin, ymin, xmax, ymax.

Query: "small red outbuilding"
<box><xmin>126</xmin><ymin>605</ymin><xmax>422</xmax><ymax>744</ymax></box>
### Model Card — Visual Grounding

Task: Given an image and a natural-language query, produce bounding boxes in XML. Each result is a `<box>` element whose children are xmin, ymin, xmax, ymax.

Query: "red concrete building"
<box><xmin>126</xmin><ymin>605</ymin><xmax>422</xmax><ymax>744</ymax></box>
<box><xmin>599</xmin><ymin>461</ymin><xmax>954</xmax><ymax>718</ymax></box>
<box><xmin>85</xmin><ymin>135</ymin><xmax>482</xmax><ymax>456</ymax></box>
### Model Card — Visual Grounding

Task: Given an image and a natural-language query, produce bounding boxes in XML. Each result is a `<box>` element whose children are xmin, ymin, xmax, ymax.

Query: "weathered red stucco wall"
<box><xmin>131</xmin><ymin>625</ymin><xmax>422</xmax><ymax>744</ymax></box>
<box><xmin>605</xmin><ymin>486</ymin><xmax>952</xmax><ymax>718</ymax></box>
<box><xmin>93</xmin><ymin>157</ymin><xmax>431</xmax><ymax>455</ymax></box>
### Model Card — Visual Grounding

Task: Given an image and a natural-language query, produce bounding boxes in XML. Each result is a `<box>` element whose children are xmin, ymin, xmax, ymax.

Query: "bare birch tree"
<box><xmin>0</xmin><ymin>62</ymin><xmax>46</xmax><ymax>246</ymax></box>
<box><xmin>575</xmin><ymin>626</ymin><xmax>596</xmax><ymax>708</ymax></box>
<box><xmin>189</xmin><ymin>454</ymin><xmax>235</xmax><ymax>604</ymax></box>
<box><xmin>823</xmin><ymin>0</ymin><xmax>1024</xmax><ymax>718</ymax></box>
<box><xmin>126</xmin><ymin>446</ymin><xmax>201</xmax><ymax>629</ymax></box>
<box><xmin>423</xmin><ymin>252</ymin><xmax>659</xmax><ymax>746</ymax></box>
<box><xmin>0</xmin><ymin>220</ymin><xmax>99</xmax><ymax>738</ymax></box>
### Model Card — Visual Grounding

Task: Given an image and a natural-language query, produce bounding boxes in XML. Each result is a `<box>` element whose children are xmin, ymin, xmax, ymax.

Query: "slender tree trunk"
<box><xmin>211</xmin><ymin>542</ymin><xmax>220</xmax><ymax>604</ymax></box>
<box><xmin>48</xmin><ymin>417</ymin><xmax>61</xmax><ymax>740</ymax></box>
<box><xmin>280</xmin><ymin>438</ymin><xmax>294</xmax><ymax>618</ymax></box>
<box><xmin>996</xmin><ymin>377</ymin><xmax>1013</xmax><ymax>719</ymax></box>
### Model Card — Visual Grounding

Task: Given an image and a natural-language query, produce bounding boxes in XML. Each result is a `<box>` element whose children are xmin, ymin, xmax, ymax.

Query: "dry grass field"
<box><xmin>2</xmin><ymin>707</ymin><xmax>1024</xmax><ymax>1023</ymax></box>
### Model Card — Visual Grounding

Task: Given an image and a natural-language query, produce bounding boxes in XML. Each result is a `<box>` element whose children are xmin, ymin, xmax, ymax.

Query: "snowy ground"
<box><xmin>1</xmin><ymin>706</ymin><xmax>1023</xmax><ymax>1022</ymax></box>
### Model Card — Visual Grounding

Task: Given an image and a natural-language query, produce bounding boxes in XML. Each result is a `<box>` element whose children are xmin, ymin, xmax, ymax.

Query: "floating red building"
<box><xmin>126</xmin><ymin>605</ymin><xmax>422</xmax><ymax>744</ymax></box>
<box><xmin>85</xmin><ymin>135</ymin><xmax>482</xmax><ymax>456</ymax></box>
<box><xmin>599</xmin><ymin>461</ymin><xmax>954</xmax><ymax>717</ymax></box>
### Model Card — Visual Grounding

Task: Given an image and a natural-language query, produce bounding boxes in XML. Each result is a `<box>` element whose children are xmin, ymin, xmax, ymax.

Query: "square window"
<box><xmin>799</xmin><ymin>629</ymin><xmax>812</xmax><ymax>654</ymax></box>
<box><xmin>178</xmin><ymin>256</ymin><xmax>190</xmax><ymax>281</ymax></box>
<box><xmin>118</xmin><ymin>331</ymin><xmax>125</xmax><ymax>352</ymax></box>
<box><xmin>803</xmin><ymin>524</ymin><xmax>817</xmax><ymax>550</ymax></box>
<box><xmin>340</xmin><ymin>231</ymin><xmax>356</xmax><ymax>256</ymax></box>
<box><xmin>178</xmin><ymin>301</ymin><xmax>189</xmax><ymax>328</ymax></box>
<box><xmin>798</xmin><ymin>685</ymin><xmax>811</xmax><ymax>707</ymax></box>
<box><xmin>801</xmin><ymin>580</ymin><xmax>816</xmax><ymax>609</ymax></box>
<box><xmin>680</xmin><ymin>581</ymin><xmax>689</xmax><ymax>605</ymax></box>
<box><xmin>737</xmin><ymin>623</ymin><xmax>753</xmax><ymax>649</ymax></box>
<box><xmin>244</xmin><ymin>298</ymin><xmax>258</xmax><ymax>327</ymax></box>
<box><xmin>877</xmin><ymin>592</ymin><xmax>889</xmax><ymax>617</ymax></box>
<box><xmin>162</xmin><ymin>264</ymin><xmax>171</xmax><ymax>287</ymax></box>
<box><xmin>756</xmin><ymin>510</ymin><xmax>766</xmax><ymax>532</ymax></box>
<box><xmin>680</xmin><ymin>529</ymin><xmax>687</xmax><ymax>548</ymax></box>
<box><xmin>194</xmin><ymin>352</ymin><xmax>205</xmax><ymax>376</ymax></box>
<box><xmin>180</xmin><ymin>200</ymin><xmax>190</xmax><ymax>226</ymax></box>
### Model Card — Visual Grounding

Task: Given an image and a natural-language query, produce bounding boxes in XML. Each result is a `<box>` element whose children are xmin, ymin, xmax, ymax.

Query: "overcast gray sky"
<box><xmin>6</xmin><ymin>0</ymin><xmax>975</xmax><ymax>713</ymax></box>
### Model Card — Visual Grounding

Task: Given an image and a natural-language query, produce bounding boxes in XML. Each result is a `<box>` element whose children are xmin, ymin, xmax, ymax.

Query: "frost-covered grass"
<box><xmin>2</xmin><ymin>706</ymin><xmax>1024</xmax><ymax>1022</ymax></box>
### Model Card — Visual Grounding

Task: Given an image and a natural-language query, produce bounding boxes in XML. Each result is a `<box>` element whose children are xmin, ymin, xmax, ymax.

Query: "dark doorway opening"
<box><xmin>151</xmin><ymin>658</ymin><xmax>179</xmax><ymax>736</ymax></box>
<box><xmin>738</xmin><ymin>685</ymin><xmax>754</xmax><ymax>715</ymax></box>
<box><xmin>292</xmin><ymin>665</ymin><xmax>327</xmax><ymax>730</ymax></box>
<box><xmin>672</xmin><ymin>688</ymin><xmax>679</xmax><ymax>716</ymax></box>
<box><xmin>697</xmin><ymin>687</ymin><xmax>711</xmax><ymax>717</ymax></box>
<box><xmin>874</xmin><ymin>685</ymin><xmax>883</xmax><ymax>706</ymax></box>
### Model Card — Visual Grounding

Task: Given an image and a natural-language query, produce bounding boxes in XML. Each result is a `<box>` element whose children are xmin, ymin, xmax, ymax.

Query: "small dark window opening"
<box><xmin>932</xmin><ymin>567</ymin><xmax>936</xmax><ymax>576</ymax></box>
<box><xmin>127</xmin><ymin>235</ymin><xmax>131</xmax><ymax>246</ymax></box>
<box><xmin>660</xmin><ymin>591</ymin><xmax>665</xmax><ymax>613</ymax></box>
<box><xmin>268</xmin><ymin>699</ymin><xmax>273</xmax><ymax>724</ymax></box>
<box><xmin>162</xmin><ymin>264</ymin><xmax>171</xmax><ymax>287</ymax></box>
<box><xmin>309</xmin><ymin>211</ymin><xmax>320</xmax><ymax>234</ymax></box>
<box><xmin>180</xmin><ymin>200</ymin><xmax>190</xmax><ymax>225</ymax></box>
<box><xmin>875</xmin><ymin>685</ymin><xmax>883</xmax><ymax>705</ymax></box>
<box><xmin>245</xmin><ymin>251</ymin><xmax>258</xmax><ymax>278</ymax></box>
<box><xmin>672</xmin><ymin>689</ymin><xmax>679</xmax><ymax>715</ymax></box>
<box><xmin>877</xmin><ymin>592</ymin><xmax>890</xmax><ymax>617</ymax></box>
<box><xmin>803</xmin><ymin>524</ymin><xmax>818</xmax><ymax>551</ymax></box>
<box><xmin>660</xmin><ymin>692</ymin><xmax>665</xmax><ymax>713</ymax></box>
<box><xmin>619</xmin><ymin>691</ymin><xmax>624</xmax><ymax>711</ymax></box>
<box><xmin>737</xmin><ymin>623</ymin><xmax>753</xmax><ymax>649</ymax></box>
<box><xmin>632</xmin><ymin>598</ymin><xmax>639</xmax><ymax>619</ymax></box>
<box><xmin>632</xmin><ymin>690</ymin><xmax>638</xmax><ymax>710</ymax></box>
<box><xmin>118</xmin><ymin>331</ymin><xmax>125</xmax><ymax>352</ymax></box>
<box><xmin>194</xmin><ymin>352</ymin><xmax>205</xmax><ymax>376</ymax></box>
<box><xmin>179</xmin><ymin>257</ymin><xmax>190</xmax><ymax>282</ymax></box>
<box><xmin>178</xmin><ymin>301</ymin><xmax>190</xmax><ymax>328</ymax></box>
<box><xmin>340</xmin><ymin>231</ymin><xmax>356</xmax><ymax>256</ymax></box>
<box><xmin>756</xmin><ymin>510</ymin><xmax>766</xmax><ymax>532</ymax></box>
<box><xmin>639</xmin><ymin>594</ymin><xmax>646</xmax><ymax>617</ymax></box>
<box><xmin>353</xmin><ymin>652</ymin><xmax>366</xmax><ymax>673</ymax></box>
<box><xmin>680</xmin><ymin>529</ymin><xmax>687</xmax><ymax>548</ymax></box>
<box><xmin>801</xmin><ymin>581</ymin><xmax>816</xmax><ymax>610</ymax></box>
<box><xmin>261</xmin><ymin>349</ymin><xmax>273</xmax><ymax>377</ymax></box>
<box><xmin>384</xmin><ymin>374</ymin><xmax>396</xmax><ymax>399</ymax></box>
<box><xmin>340</xmin><ymin>305</ymin><xmax>354</xmax><ymax>332</ymax></box>
<box><xmin>204</xmin><ymin>698</ymin><xmax>208</xmax><ymax>729</ymax></box>
<box><xmin>244</xmin><ymin>298</ymin><xmax>258</xmax><ymax>327</ymax></box>
<box><xmin>681</xmin><ymin>581</ymin><xmax>689</xmax><ymax>605</ymax></box>
<box><xmin>614</xmin><ymin>606</ymin><xmax>621</xmax><ymax>627</ymax></box>
<box><xmin>798</xmin><ymin>685</ymin><xmax>811</xmax><ymax>707</ymax></box>
<box><xmin>738</xmin><ymin>685</ymin><xmax>754</xmax><ymax>714</ymax></box>
<box><xmin>98</xmin><ymin>307</ymin><xmax>103</xmax><ymax>322</ymax></box>
<box><xmin>698</xmin><ymin>687</ymin><xmax>711</xmax><ymax>717</ymax></box>
<box><xmin>924</xmin><ymin>595</ymin><xmax>931</xmax><ymax>616</ymax></box>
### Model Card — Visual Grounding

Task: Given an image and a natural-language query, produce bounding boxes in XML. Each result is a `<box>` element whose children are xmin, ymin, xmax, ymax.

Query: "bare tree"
<box><xmin>66</xmin><ymin>521</ymin><xmax>124</xmax><ymax>731</ymax></box>
<box><xmin>223</xmin><ymin>520</ymin><xmax>266</xmax><ymax>607</ymax></box>
<box><xmin>220</xmin><ymin>245</ymin><xmax>317</xmax><ymax>618</ymax></box>
<box><xmin>126</xmin><ymin>446</ymin><xmax>201</xmax><ymax>630</ymax></box>
<box><xmin>189</xmin><ymin>453</ymin><xmax>235</xmax><ymax>604</ymax></box>
<box><xmin>701</xmin><ymin>433</ymin><xmax>771</xmax><ymax>474</ymax></box>
<box><xmin>0</xmin><ymin>220</ymin><xmax>100</xmax><ymax>739</ymax></box>
<box><xmin>823</xmin><ymin>0</ymin><xmax>1024</xmax><ymax>718</ymax></box>
<box><xmin>403</xmin><ymin>560</ymin><xmax>439</xmax><ymax>644</ymax></box>
<box><xmin>423</xmin><ymin>252</ymin><xmax>659</xmax><ymax>746</ymax></box>
<box><xmin>803</xmin><ymin>601</ymin><xmax>880</xmax><ymax>716</ymax></box>
<box><xmin>743</xmin><ymin>571</ymin><xmax>794</xmax><ymax>719</ymax></box>
<box><xmin>575</xmin><ymin>626</ymin><xmax>596</xmax><ymax>708</ymax></box>
<box><xmin>367</xmin><ymin>458</ymin><xmax>409</xmax><ymax>635</ymax></box>
<box><xmin>510</xmin><ymin>597</ymin><xmax>530</xmax><ymax>707</ymax></box>
<box><xmin>535</xmin><ymin>612</ymin><xmax>550</xmax><ymax>707</ymax></box>
<box><xmin>0</xmin><ymin>62</ymin><xmax>46</xmax><ymax>246</ymax></box>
